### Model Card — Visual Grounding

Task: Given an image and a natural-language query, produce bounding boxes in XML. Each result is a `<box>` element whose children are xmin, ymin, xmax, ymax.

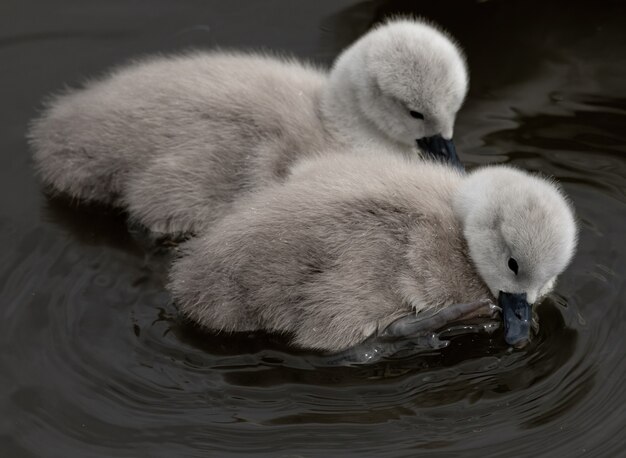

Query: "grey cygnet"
<box><xmin>28</xmin><ymin>18</ymin><xmax>468</xmax><ymax>234</ymax></box>
<box><xmin>169</xmin><ymin>153</ymin><xmax>578</xmax><ymax>352</ymax></box>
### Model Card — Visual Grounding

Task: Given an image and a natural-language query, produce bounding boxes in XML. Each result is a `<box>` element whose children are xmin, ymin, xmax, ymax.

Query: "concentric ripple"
<box><xmin>1</xmin><ymin>0</ymin><xmax>625</xmax><ymax>457</ymax></box>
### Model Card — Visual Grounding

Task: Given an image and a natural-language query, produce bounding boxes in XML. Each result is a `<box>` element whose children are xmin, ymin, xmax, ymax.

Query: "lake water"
<box><xmin>1</xmin><ymin>0</ymin><xmax>624</xmax><ymax>456</ymax></box>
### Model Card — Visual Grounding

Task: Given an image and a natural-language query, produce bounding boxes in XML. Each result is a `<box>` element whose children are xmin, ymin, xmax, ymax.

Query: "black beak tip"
<box><xmin>416</xmin><ymin>134</ymin><xmax>464</xmax><ymax>170</ymax></box>
<box><xmin>498</xmin><ymin>292</ymin><xmax>532</xmax><ymax>348</ymax></box>
<box><xmin>504</xmin><ymin>331</ymin><xmax>531</xmax><ymax>348</ymax></box>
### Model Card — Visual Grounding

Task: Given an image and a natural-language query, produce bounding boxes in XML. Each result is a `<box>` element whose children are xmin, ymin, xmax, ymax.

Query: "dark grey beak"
<box><xmin>498</xmin><ymin>292</ymin><xmax>531</xmax><ymax>347</ymax></box>
<box><xmin>416</xmin><ymin>134</ymin><xmax>464</xmax><ymax>170</ymax></box>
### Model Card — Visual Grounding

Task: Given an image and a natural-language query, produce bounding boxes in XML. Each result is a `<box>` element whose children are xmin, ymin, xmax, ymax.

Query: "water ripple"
<box><xmin>3</xmin><ymin>1</ymin><xmax>626</xmax><ymax>456</ymax></box>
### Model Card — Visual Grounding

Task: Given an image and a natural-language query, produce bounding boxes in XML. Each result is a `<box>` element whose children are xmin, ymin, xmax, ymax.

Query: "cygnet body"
<box><xmin>170</xmin><ymin>153</ymin><xmax>577</xmax><ymax>351</ymax></box>
<box><xmin>28</xmin><ymin>19</ymin><xmax>468</xmax><ymax>233</ymax></box>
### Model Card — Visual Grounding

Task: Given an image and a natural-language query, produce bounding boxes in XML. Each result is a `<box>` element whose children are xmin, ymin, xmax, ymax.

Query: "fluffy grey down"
<box><xmin>28</xmin><ymin>18</ymin><xmax>468</xmax><ymax>234</ymax></box>
<box><xmin>169</xmin><ymin>154</ymin><xmax>577</xmax><ymax>352</ymax></box>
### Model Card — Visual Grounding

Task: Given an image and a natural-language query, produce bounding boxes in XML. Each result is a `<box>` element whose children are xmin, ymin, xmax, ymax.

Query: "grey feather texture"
<box><xmin>169</xmin><ymin>153</ymin><xmax>577</xmax><ymax>352</ymax></box>
<box><xmin>28</xmin><ymin>18</ymin><xmax>468</xmax><ymax>234</ymax></box>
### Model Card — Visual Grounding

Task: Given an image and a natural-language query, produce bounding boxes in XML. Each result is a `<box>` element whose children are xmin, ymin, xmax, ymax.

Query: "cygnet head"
<box><xmin>327</xmin><ymin>18</ymin><xmax>468</xmax><ymax>161</ymax></box>
<box><xmin>454</xmin><ymin>166</ymin><xmax>578</xmax><ymax>346</ymax></box>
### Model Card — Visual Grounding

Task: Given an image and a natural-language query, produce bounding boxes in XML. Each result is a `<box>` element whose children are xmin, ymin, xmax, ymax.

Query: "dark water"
<box><xmin>1</xmin><ymin>0</ymin><xmax>625</xmax><ymax>456</ymax></box>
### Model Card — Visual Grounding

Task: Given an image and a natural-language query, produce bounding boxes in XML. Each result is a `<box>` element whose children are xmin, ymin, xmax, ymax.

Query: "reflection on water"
<box><xmin>1</xmin><ymin>0</ymin><xmax>625</xmax><ymax>456</ymax></box>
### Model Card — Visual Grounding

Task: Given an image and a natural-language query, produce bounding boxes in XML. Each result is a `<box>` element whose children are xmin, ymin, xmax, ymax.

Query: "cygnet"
<box><xmin>169</xmin><ymin>153</ymin><xmax>578</xmax><ymax>351</ymax></box>
<box><xmin>28</xmin><ymin>18</ymin><xmax>468</xmax><ymax>233</ymax></box>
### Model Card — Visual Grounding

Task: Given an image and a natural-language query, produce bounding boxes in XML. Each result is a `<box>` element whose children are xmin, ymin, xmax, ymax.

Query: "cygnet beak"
<box><xmin>416</xmin><ymin>134</ymin><xmax>464</xmax><ymax>170</ymax></box>
<box><xmin>498</xmin><ymin>292</ymin><xmax>531</xmax><ymax>347</ymax></box>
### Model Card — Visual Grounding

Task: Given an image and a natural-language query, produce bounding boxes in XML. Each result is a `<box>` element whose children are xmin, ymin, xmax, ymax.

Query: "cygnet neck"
<box><xmin>320</xmin><ymin>47</ymin><xmax>412</xmax><ymax>158</ymax></box>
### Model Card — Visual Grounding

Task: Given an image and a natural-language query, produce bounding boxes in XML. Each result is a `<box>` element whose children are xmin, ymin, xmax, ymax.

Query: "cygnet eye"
<box><xmin>508</xmin><ymin>257</ymin><xmax>519</xmax><ymax>275</ymax></box>
<box><xmin>409</xmin><ymin>110</ymin><xmax>424</xmax><ymax>120</ymax></box>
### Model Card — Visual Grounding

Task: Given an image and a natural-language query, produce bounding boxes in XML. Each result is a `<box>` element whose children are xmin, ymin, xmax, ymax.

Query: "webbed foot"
<box><xmin>380</xmin><ymin>299</ymin><xmax>499</xmax><ymax>339</ymax></box>
<box><xmin>326</xmin><ymin>299</ymin><xmax>499</xmax><ymax>365</ymax></box>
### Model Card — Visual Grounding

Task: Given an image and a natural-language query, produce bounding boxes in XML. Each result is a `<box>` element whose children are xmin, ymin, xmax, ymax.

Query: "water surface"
<box><xmin>1</xmin><ymin>0</ymin><xmax>625</xmax><ymax>456</ymax></box>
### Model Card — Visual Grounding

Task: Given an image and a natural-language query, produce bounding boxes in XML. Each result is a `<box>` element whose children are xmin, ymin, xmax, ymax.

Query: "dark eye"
<box><xmin>409</xmin><ymin>110</ymin><xmax>424</xmax><ymax>120</ymax></box>
<box><xmin>508</xmin><ymin>258</ymin><xmax>519</xmax><ymax>275</ymax></box>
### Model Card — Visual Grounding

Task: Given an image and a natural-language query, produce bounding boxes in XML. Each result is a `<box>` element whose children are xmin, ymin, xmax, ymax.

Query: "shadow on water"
<box><xmin>42</xmin><ymin>193</ymin><xmax>191</xmax><ymax>269</ymax></box>
<box><xmin>153</xmin><ymin>297</ymin><xmax>586</xmax><ymax>432</ymax></box>
<box><xmin>170</xmin><ymin>298</ymin><xmax>578</xmax><ymax>388</ymax></box>
<box><xmin>42</xmin><ymin>194</ymin><xmax>143</xmax><ymax>253</ymax></box>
